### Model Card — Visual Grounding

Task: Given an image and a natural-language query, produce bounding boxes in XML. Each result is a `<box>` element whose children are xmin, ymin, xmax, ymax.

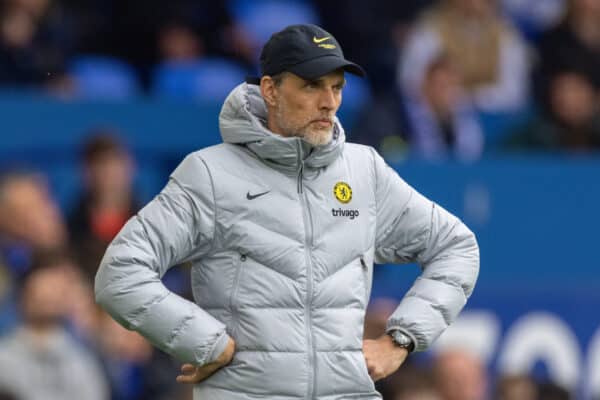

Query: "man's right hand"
<box><xmin>176</xmin><ymin>337</ymin><xmax>236</xmax><ymax>384</ymax></box>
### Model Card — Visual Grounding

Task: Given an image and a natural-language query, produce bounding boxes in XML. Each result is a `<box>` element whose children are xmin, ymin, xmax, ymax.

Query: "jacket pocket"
<box><xmin>359</xmin><ymin>255</ymin><xmax>374</xmax><ymax>308</ymax></box>
<box><xmin>228</xmin><ymin>253</ymin><xmax>247</xmax><ymax>339</ymax></box>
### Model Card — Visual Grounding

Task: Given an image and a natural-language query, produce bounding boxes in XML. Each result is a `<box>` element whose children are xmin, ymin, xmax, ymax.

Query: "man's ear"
<box><xmin>260</xmin><ymin>76</ymin><xmax>278</xmax><ymax>107</ymax></box>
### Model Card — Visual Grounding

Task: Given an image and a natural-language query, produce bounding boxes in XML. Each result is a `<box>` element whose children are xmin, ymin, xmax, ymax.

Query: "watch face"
<box><xmin>393</xmin><ymin>331</ymin><xmax>411</xmax><ymax>347</ymax></box>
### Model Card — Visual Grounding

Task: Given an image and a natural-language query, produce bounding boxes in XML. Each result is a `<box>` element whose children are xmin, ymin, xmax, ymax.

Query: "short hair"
<box><xmin>271</xmin><ymin>72</ymin><xmax>289</xmax><ymax>87</ymax></box>
<box><xmin>0</xmin><ymin>169</ymin><xmax>42</xmax><ymax>206</ymax></box>
<box><xmin>16</xmin><ymin>248</ymin><xmax>74</xmax><ymax>293</ymax></box>
<box><xmin>82</xmin><ymin>130</ymin><xmax>128</xmax><ymax>165</ymax></box>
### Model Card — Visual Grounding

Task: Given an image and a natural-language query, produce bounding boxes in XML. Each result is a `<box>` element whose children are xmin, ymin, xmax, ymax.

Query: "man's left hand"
<box><xmin>362</xmin><ymin>334</ymin><xmax>409</xmax><ymax>382</ymax></box>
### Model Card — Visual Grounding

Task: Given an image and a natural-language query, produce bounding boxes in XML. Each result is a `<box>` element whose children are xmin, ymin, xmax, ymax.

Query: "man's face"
<box><xmin>267</xmin><ymin>70</ymin><xmax>345</xmax><ymax>146</ymax></box>
<box><xmin>86</xmin><ymin>151</ymin><xmax>133</xmax><ymax>196</ymax></box>
<box><xmin>423</xmin><ymin>61</ymin><xmax>462</xmax><ymax>118</ymax></box>
<box><xmin>550</xmin><ymin>72</ymin><xmax>596</xmax><ymax>127</ymax></box>
<box><xmin>0</xmin><ymin>176</ymin><xmax>66</xmax><ymax>249</ymax></box>
<box><xmin>22</xmin><ymin>264</ymin><xmax>71</xmax><ymax>327</ymax></box>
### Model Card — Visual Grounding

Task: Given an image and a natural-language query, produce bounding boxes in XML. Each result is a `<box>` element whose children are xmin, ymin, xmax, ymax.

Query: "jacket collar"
<box><xmin>219</xmin><ymin>82</ymin><xmax>345</xmax><ymax>173</ymax></box>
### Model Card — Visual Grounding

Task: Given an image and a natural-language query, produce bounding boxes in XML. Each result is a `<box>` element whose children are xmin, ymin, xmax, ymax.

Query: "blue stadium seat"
<box><xmin>68</xmin><ymin>56</ymin><xmax>141</xmax><ymax>100</ymax></box>
<box><xmin>151</xmin><ymin>58</ymin><xmax>248</xmax><ymax>103</ymax></box>
<box><xmin>230</xmin><ymin>0</ymin><xmax>320</xmax><ymax>47</ymax></box>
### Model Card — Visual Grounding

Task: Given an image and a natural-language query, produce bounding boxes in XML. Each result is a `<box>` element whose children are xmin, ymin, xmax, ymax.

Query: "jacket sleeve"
<box><xmin>371</xmin><ymin>149</ymin><xmax>480</xmax><ymax>352</ymax></box>
<box><xmin>95</xmin><ymin>153</ymin><xmax>230</xmax><ymax>366</ymax></box>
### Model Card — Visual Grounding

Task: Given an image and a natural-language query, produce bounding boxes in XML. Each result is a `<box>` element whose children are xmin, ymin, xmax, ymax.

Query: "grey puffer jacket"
<box><xmin>95</xmin><ymin>82</ymin><xmax>479</xmax><ymax>400</ymax></box>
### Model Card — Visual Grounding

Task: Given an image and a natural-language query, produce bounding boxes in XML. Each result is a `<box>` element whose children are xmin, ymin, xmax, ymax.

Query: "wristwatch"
<box><xmin>388</xmin><ymin>330</ymin><xmax>415</xmax><ymax>353</ymax></box>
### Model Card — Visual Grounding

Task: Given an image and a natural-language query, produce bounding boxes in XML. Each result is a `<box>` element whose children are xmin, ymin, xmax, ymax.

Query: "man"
<box><xmin>69</xmin><ymin>131</ymin><xmax>138</xmax><ymax>281</ymax></box>
<box><xmin>0</xmin><ymin>171</ymin><xmax>67</xmax><ymax>263</ymax></box>
<box><xmin>0</xmin><ymin>252</ymin><xmax>108</xmax><ymax>400</ymax></box>
<box><xmin>0</xmin><ymin>171</ymin><xmax>68</xmax><ymax>333</ymax></box>
<box><xmin>95</xmin><ymin>24</ymin><xmax>479</xmax><ymax>400</ymax></box>
<box><xmin>432</xmin><ymin>349</ymin><xmax>487</xmax><ymax>400</ymax></box>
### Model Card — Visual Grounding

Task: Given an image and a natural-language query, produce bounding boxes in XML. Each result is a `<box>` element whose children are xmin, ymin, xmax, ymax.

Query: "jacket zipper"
<box><xmin>297</xmin><ymin>154</ymin><xmax>316</xmax><ymax>400</ymax></box>
<box><xmin>229</xmin><ymin>253</ymin><xmax>246</xmax><ymax>339</ymax></box>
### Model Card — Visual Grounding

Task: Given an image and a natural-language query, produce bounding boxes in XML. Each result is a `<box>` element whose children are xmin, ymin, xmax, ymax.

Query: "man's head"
<box><xmin>549</xmin><ymin>71</ymin><xmax>597</xmax><ymax>127</ymax></box>
<box><xmin>432</xmin><ymin>349</ymin><xmax>487</xmax><ymax>400</ymax></box>
<box><xmin>82</xmin><ymin>131</ymin><xmax>134</xmax><ymax>199</ymax></box>
<box><xmin>0</xmin><ymin>171</ymin><xmax>66</xmax><ymax>250</ymax></box>
<box><xmin>261</xmin><ymin>70</ymin><xmax>344</xmax><ymax>146</ymax></box>
<box><xmin>19</xmin><ymin>251</ymin><xmax>75</xmax><ymax>330</ymax></box>
<box><xmin>422</xmin><ymin>56</ymin><xmax>464</xmax><ymax>120</ymax></box>
<box><xmin>257</xmin><ymin>24</ymin><xmax>365</xmax><ymax>146</ymax></box>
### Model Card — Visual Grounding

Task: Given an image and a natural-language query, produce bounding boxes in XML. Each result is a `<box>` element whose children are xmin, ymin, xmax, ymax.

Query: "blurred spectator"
<box><xmin>364</xmin><ymin>297</ymin><xmax>399</xmax><ymax>340</ymax></box>
<box><xmin>0</xmin><ymin>170</ymin><xmax>68</xmax><ymax>335</ymax></box>
<box><xmin>399</xmin><ymin>0</ymin><xmax>530</xmax><ymax>113</ymax></box>
<box><xmin>381</xmin><ymin>364</ymin><xmax>442</xmax><ymax>400</ymax></box>
<box><xmin>0</xmin><ymin>262</ymin><xmax>12</xmax><ymax>334</ymax></box>
<box><xmin>158</xmin><ymin>21</ymin><xmax>204</xmax><ymax>63</ymax></box>
<box><xmin>506</xmin><ymin>71</ymin><xmax>600</xmax><ymax>150</ymax></box>
<box><xmin>500</xmin><ymin>0</ymin><xmax>566</xmax><ymax>41</ymax></box>
<box><xmin>57</xmin><ymin>0</ymin><xmax>253</xmax><ymax>88</ymax></box>
<box><xmin>350</xmin><ymin>91</ymin><xmax>411</xmax><ymax>163</ymax></box>
<box><xmin>160</xmin><ymin>0</ymin><xmax>254</xmax><ymax>67</ymax></box>
<box><xmin>495</xmin><ymin>375</ymin><xmax>538</xmax><ymax>400</ymax></box>
<box><xmin>0</xmin><ymin>170</ymin><xmax>67</xmax><ymax>274</ymax></box>
<box><xmin>535</xmin><ymin>0</ymin><xmax>600</xmax><ymax>107</ymax></box>
<box><xmin>315</xmin><ymin>0</ymin><xmax>434</xmax><ymax>95</ymax></box>
<box><xmin>97</xmin><ymin>312</ymin><xmax>152</xmax><ymax>399</ymax></box>
<box><xmin>96</xmin><ymin>312</ymin><xmax>188</xmax><ymax>400</ymax></box>
<box><xmin>404</xmin><ymin>55</ymin><xmax>484</xmax><ymax>161</ymax></box>
<box><xmin>65</xmin><ymin>264</ymin><xmax>103</xmax><ymax>344</ymax></box>
<box><xmin>0</xmin><ymin>0</ymin><xmax>72</xmax><ymax>86</ymax></box>
<box><xmin>0</xmin><ymin>252</ymin><xmax>109</xmax><ymax>400</ymax></box>
<box><xmin>432</xmin><ymin>349</ymin><xmax>488</xmax><ymax>400</ymax></box>
<box><xmin>68</xmin><ymin>132</ymin><xmax>138</xmax><ymax>281</ymax></box>
<box><xmin>151</xmin><ymin>5</ymin><xmax>251</xmax><ymax>103</ymax></box>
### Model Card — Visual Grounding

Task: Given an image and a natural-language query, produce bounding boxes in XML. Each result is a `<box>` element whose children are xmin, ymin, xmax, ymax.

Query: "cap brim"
<box><xmin>288</xmin><ymin>55</ymin><xmax>366</xmax><ymax>80</ymax></box>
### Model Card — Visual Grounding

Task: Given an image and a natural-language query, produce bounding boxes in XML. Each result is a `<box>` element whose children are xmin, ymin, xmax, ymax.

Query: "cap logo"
<box><xmin>313</xmin><ymin>36</ymin><xmax>331</xmax><ymax>43</ymax></box>
<box><xmin>313</xmin><ymin>36</ymin><xmax>336</xmax><ymax>49</ymax></box>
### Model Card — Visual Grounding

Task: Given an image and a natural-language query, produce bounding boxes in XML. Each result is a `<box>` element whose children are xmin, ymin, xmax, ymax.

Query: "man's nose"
<box><xmin>319</xmin><ymin>88</ymin><xmax>337</xmax><ymax>110</ymax></box>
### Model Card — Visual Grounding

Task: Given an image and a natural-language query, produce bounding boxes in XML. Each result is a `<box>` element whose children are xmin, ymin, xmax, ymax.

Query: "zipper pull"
<box><xmin>297</xmin><ymin>163</ymin><xmax>304</xmax><ymax>194</ymax></box>
<box><xmin>360</xmin><ymin>257</ymin><xmax>367</xmax><ymax>269</ymax></box>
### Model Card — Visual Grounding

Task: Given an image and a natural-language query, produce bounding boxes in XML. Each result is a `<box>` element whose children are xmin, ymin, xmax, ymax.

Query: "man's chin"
<box><xmin>303</xmin><ymin>128</ymin><xmax>333</xmax><ymax>146</ymax></box>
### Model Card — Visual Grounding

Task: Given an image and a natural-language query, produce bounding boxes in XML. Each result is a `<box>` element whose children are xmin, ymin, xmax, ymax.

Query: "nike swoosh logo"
<box><xmin>313</xmin><ymin>36</ymin><xmax>331</xmax><ymax>43</ymax></box>
<box><xmin>246</xmin><ymin>190</ymin><xmax>270</xmax><ymax>200</ymax></box>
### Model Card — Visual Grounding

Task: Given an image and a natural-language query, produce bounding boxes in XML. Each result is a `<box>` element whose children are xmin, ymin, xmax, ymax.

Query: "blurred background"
<box><xmin>0</xmin><ymin>0</ymin><xmax>598</xmax><ymax>399</ymax></box>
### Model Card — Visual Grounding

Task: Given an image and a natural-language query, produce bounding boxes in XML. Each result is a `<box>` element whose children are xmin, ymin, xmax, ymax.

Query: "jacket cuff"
<box><xmin>205</xmin><ymin>331</ymin><xmax>231</xmax><ymax>364</ymax></box>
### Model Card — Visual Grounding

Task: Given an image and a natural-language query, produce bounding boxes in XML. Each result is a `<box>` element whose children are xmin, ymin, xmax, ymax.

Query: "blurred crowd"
<box><xmin>0</xmin><ymin>134</ymin><xmax>193</xmax><ymax>400</ymax></box>
<box><xmin>0</xmin><ymin>0</ymin><xmax>599</xmax><ymax>399</ymax></box>
<box><xmin>0</xmin><ymin>0</ymin><xmax>599</xmax><ymax>159</ymax></box>
<box><xmin>0</xmin><ymin>134</ymin><xmax>579</xmax><ymax>400</ymax></box>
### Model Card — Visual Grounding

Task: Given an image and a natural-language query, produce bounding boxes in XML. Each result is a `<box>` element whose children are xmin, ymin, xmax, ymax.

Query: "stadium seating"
<box><xmin>151</xmin><ymin>58</ymin><xmax>248</xmax><ymax>103</ymax></box>
<box><xmin>68</xmin><ymin>56</ymin><xmax>141</xmax><ymax>100</ymax></box>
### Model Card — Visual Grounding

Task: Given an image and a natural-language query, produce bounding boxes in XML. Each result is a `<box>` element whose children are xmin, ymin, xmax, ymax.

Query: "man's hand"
<box><xmin>362</xmin><ymin>334</ymin><xmax>409</xmax><ymax>382</ymax></box>
<box><xmin>176</xmin><ymin>337</ymin><xmax>236</xmax><ymax>384</ymax></box>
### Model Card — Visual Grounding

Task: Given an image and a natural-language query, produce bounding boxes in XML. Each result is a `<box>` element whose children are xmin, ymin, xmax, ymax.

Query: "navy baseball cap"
<box><xmin>259</xmin><ymin>24</ymin><xmax>366</xmax><ymax>80</ymax></box>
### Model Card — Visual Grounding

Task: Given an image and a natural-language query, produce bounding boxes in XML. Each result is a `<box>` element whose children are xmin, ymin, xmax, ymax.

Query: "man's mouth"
<box><xmin>312</xmin><ymin>118</ymin><xmax>333</xmax><ymax>127</ymax></box>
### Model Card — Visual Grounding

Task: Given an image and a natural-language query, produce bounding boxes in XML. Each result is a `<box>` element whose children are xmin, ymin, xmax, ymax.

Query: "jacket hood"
<box><xmin>218</xmin><ymin>82</ymin><xmax>345</xmax><ymax>172</ymax></box>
